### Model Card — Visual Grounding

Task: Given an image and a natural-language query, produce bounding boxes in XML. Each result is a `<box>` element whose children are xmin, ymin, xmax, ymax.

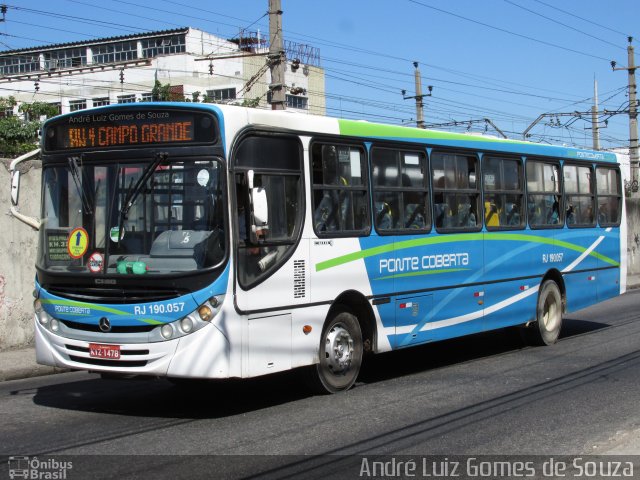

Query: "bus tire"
<box><xmin>528</xmin><ymin>280</ymin><xmax>563</xmax><ymax>346</ymax></box>
<box><xmin>308</xmin><ymin>310</ymin><xmax>363</xmax><ymax>394</ymax></box>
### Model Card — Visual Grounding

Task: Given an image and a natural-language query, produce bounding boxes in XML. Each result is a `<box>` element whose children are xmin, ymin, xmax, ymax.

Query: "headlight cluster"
<box><xmin>156</xmin><ymin>295</ymin><xmax>224</xmax><ymax>341</ymax></box>
<box><xmin>34</xmin><ymin>295</ymin><xmax>225</xmax><ymax>342</ymax></box>
<box><xmin>35</xmin><ymin>299</ymin><xmax>61</xmax><ymax>333</ymax></box>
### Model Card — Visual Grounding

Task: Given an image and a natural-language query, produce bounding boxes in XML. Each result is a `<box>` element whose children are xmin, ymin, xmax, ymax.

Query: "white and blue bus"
<box><xmin>28</xmin><ymin>103</ymin><xmax>625</xmax><ymax>393</ymax></box>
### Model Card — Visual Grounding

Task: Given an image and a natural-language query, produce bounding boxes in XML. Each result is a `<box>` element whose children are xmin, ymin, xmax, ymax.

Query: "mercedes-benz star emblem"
<box><xmin>99</xmin><ymin>317</ymin><xmax>111</xmax><ymax>333</ymax></box>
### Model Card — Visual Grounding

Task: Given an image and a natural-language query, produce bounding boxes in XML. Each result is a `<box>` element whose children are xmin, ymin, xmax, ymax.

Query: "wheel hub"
<box><xmin>325</xmin><ymin>323</ymin><xmax>354</xmax><ymax>375</ymax></box>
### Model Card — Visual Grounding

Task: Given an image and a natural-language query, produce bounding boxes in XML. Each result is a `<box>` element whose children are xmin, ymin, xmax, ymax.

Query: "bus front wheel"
<box><xmin>528</xmin><ymin>280</ymin><xmax>563</xmax><ymax>346</ymax></box>
<box><xmin>309</xmin><ymin>310</ymin><xmax>363</xmax><ymax>394</ymax></box>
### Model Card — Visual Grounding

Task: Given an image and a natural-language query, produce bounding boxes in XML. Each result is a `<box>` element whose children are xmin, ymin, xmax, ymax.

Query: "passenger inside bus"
<box><xmin>314</xmin><ymin>146</ymin><xmax>350</xmax><ymax>232</ymax></box>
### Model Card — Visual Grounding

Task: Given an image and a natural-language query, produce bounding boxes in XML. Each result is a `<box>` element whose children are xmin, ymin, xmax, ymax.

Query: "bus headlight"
<box><xmin>179</xmin><ymin>317</ymin><xmax>194</xmax><ymax>333</ymax></box>
<box><xmin>161</xmin><ymin>324</ymin><xmax>174</xmax><ymax>340</ymax></box>
<box><xmin>153</xmin><ymin>295</ymin><xmax>225</xmax><ymax>342</ymax></box>
<box><xmin>50</xmin><ymin>319</ymin><xmax>60</xmax><ymax>332</ymax></box>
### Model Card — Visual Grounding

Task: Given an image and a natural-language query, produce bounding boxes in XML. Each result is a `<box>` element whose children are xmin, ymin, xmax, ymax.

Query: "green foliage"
<box><xmin>0</xmin><ymin>116</ymin><xmax>40</xmax><ymax>157</ymax></box>
<box><xmin>241</xmin><ymin>97</ymin><xmax>261</xmax><ymax>108</ymax></box>
<box><xmin>0</xmin><ymin>97</ymin><xmax>59</xmax><ymax>157</ymax></box>
<box><xmin>19</xmin><ymin>101</ymin><xmax>59</xmax><ymax>121</ymax></box>
<box><xmin>151</xmin><ymin>80</ymin><xmax>189</xmax><ymax>102</ymax></box>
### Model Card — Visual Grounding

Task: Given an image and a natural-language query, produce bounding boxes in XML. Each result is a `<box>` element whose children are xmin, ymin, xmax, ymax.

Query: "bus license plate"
<box><xmin>89</xmin><ymin>343</ymin><xmax>121</xmax><ymax>360</ymax></box>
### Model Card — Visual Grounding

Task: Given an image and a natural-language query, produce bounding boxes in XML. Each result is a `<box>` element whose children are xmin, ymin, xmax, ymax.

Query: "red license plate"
<box><xmin>89</xmin><ymin>343</ymin><xmax>121</xmax><ymax>360</ymax></box>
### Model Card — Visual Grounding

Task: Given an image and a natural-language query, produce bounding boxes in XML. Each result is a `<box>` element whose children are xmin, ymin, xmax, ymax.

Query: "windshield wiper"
<box><xmin>68</xmin><ymin>156</ymin><xmax>93</xmax><ymax>215</ymax></box>
<box><xmin>117</xmin><ymin>152</ymin><xmax>168</xmax><ymax>244</ymax></box>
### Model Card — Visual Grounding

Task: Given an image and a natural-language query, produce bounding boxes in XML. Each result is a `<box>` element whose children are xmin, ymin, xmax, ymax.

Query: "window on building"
<box><xmin>0</xmin><ymin>55</ymin><xmax>40</xmax><ymax>75</ymax></box>
<box><xmin>564</xmin><ymin>164</ymin><xmax>595</xmax><ymax>227</ymax></box>
<box><xmin>49</xmin><ymin>103</ymin><xmax>62</xmax><ymax>115</ymax></box>
<box><xmin>141</xmin><ymin>35</ymin><xmax>186</xmax><ymax>58</ymax></box>
<box><xmin>371</xmin><ymin>147</ymin><xmax>430</xmax><ymax>233</ymax></box>
<box><xmin>117</xmin><ymin>95</ymin><xmax>136</xmax><ymax>104</ymax></box>
<box><xmin>483</xmin><ymin>156</ymin><xmax>524</xmax><ymax>230</ymax></box>
<box><xmin>526</xmin><ymin>160</ymin><xmax>563</xmax><ymax>228</ymax></box>
<box><xmin>93</xmin><ymin>41</ymin><xmax>138</xmax><ymax>64</ymax></box>
<box><xmin>431</xmin><ymin>151</ymin><xmax>481</xmax><ymax>231</ymax></box>
<box><xmin>44</xmin><ymin>48</ymin><xmax>87</xmax><ymax>69</ymax></box>
<box><xmin>286</xmin><ymin>94</ymin><xmax>308</xmax><ymax>110</ymax></box>
<box><xmin>206</xmin><ymin>88</ymin><xmax>236</xmax><ymax>103</ymax></box>
<box><xmin>596</xmin><ymin>167</ymin><xmax>622</xmax><ymax>226</ymax></box>
<box><xmin>140</xmin><ymin>93</ymin><xmax>154</xmax><ymax>102</ymax></box>
<box><xmin>69</xmin><ymin>100</ymin><xmax>87</xmax><ymax>112</ymax></box>
<box><xmin>92</xmin><ymin>97</ymin><xmax>110</xmax><ymax>107</ymax></box>
<box><xmin>311</xmin><ymin>141</ymin><xmax>370</xmax><ymax>236</ymax></box>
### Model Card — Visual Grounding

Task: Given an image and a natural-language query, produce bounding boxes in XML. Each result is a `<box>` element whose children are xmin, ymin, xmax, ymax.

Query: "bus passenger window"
<box><xmin>312</xmin><ymin>142</ymin><xmax>370</xmax><ymax>236</ymax></box>
<box><xmin>483</xmin><ymin>156</ymin><xmax>524</xmax><ymax>230</ymax></box>
<box><xmin>431</xmin><ymin>151</ymin><xmax>480</xmax><ymax>232</ymax></box>
<box><xmin>526</xmin><ymin>160</ymin><xmax>563</xmax><ymax>228</ymax></box>
<box><xmin>596</xmin><ymin>167</ymin><xmax>622</xmax><ymax>226</ymax></box>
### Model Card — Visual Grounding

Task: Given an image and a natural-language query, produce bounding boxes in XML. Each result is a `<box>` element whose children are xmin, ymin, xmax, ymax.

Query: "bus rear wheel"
<box><xmin>528</xmin><ymin>280</ymin><xmax>563</xmax><ymax>346</ymax></box>
<box><xmin>309</xmin><ymin>310</ymin><xmax>363</xmax><ymax>394</ymax></box>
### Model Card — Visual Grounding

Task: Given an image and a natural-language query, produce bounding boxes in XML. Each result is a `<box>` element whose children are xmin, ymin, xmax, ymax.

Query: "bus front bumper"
<box><xmin>35</xmin><ymin>317</ymin><xmax>231</xmax><ymax>379</ymax></box>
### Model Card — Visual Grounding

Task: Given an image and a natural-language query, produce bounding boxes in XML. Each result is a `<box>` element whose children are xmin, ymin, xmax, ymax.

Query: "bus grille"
<box><xmin>68</xmin><ymin>355</ymin><xmax>148</xmax><ymax>368</ymax></box>
<box><xmin>61</xmin><ymin>320</ymin><xmax>156</xmax><ymax>333</ymax></box>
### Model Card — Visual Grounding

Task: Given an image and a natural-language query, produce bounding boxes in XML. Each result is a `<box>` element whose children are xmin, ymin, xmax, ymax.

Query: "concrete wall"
<box><xmin>627</xmin><ymin>197</ymin><xmax>640</xmax><ymax>275</ymax></box>
<box><xmin>0</xmin><ymin>158</ymin><xmax>41</xmax><ymax>350</ymax></box>
<box><xmin>1</xmin><ymin>160</ymin><xmax>638</xmax><ymax>351</ymax></box>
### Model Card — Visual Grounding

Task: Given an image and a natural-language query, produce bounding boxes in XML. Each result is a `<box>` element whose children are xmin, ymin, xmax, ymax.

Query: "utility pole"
<box><xmin>402</xmin><ymin>62</ymin><xmax>432</xmax><ymax>128</ymax></box>
<box><xmin>591</xmin><ymin>78</ymin><xmax>600</xmax><ymax>150</ymax></box>
<box><xmin>268</xmin><ymin>0</ymin><xmax>286</xmax><ymax>110</ymax></box>
<box><xmin>612</xmin><ymin>37</ymin><xmax>639</xmax><ymax>192</ymax></box>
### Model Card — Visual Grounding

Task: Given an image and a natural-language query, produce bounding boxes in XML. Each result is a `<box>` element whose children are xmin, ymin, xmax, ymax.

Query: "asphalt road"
<box><xmin>1</xmin><ymin>290</ymin><xmax>639</xmax><ymax>479</ymax></box>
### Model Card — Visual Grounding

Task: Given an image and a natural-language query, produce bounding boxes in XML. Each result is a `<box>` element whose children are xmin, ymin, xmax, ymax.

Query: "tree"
<box><xmin>0</xmin><ymin>97</ymin><xmax>57</xmax><ymax>157</ymax></box>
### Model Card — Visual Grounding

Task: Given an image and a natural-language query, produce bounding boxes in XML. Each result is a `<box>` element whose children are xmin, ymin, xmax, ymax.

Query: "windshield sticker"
<box><xmin>88</xmin><ymin>252</ymin><xmax>104</xmax><ymax>273</ymax></box>
<box><xmin>109</xmin><ymin>226</ymin><xmax>125</xmax><ymax>242</ymax></box>
<box><xmin>67</xmin><ymin>227</ymin><xmax>89</xmax><ymax>259</ymax></box>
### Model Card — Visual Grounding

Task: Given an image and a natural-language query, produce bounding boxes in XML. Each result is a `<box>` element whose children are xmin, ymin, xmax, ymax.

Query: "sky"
<box><xmin>1</xmin><ymin>0</ymin><xmax>639</xmax><ymax>151</ymax></box>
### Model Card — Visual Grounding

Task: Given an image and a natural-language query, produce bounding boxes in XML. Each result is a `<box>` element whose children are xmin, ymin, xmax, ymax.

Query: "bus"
<box><xmin>22</xmin><ymin>102</ymin><xmax>625</xmax><ymax>393</ymax></box>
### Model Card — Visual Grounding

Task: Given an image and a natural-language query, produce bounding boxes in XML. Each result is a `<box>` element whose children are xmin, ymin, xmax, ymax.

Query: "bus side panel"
<box><xmin>563</xmin><ymin>272</ymin><xmax>598</xmax><ymax>313</ymax></box>
<box><xmin>483</xmin><ymin>278</ymin><xmax>538</xmax><ymax>330</ymax></box>
<box><xmin>597</xmin><ymin>229</ymin><xmax>622</xmax><ymax>303</ymax></box>
<box><xmin>597</xmin><ymin>268</ymin><xmax>622</xmax><ymax>304</ymax></box>
<box><xmin>482</xmin><ymin>232</ymin><xmax>542</xmax><ymax>332</ymax></box>
<box><xmin>424</xmin><ymin>286</ymin><xmax>485</xmax><ymax>343</ymax></box>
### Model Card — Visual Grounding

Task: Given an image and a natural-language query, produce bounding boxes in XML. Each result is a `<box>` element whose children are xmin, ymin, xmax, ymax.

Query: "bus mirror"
<box><xmin>251</xmin><ymin>186</ymin><xmax>269</xmax><ymax>229</ymax></box>
<box><xmin>10</xmin><ymin>170</ymin><xmax>20</xmax><ymax>206</ymax></box>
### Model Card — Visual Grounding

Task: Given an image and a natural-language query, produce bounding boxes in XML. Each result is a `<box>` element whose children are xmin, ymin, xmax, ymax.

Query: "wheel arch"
<box><xmin>541</xmin><ymin>269</ymin><xmax>567</xmax><ymax>313</ymax></box>
<box><xmin>328</xmin><ymin>290</ymin><xmax>377</xmax><ymax>354</ymax></box>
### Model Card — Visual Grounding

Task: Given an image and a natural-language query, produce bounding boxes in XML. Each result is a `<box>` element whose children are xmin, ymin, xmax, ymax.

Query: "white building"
<box><xmin>0</xmin><ymin>27</ymin><xmax>325</xmax><ymax>116</ymax></box>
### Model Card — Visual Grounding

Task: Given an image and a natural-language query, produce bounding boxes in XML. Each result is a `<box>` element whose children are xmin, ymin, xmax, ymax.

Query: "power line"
<box><xmin>503</xmin><ymin>0</ymin><xmax>626</xmax><ymax>51</ymax></box>
<box><xmin>407</xmin><ymin>0</ymin><xmax>613</xmax><ymax>62</ymax></box>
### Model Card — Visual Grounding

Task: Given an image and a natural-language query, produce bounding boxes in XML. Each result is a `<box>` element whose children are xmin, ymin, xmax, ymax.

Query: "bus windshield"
<box><xmin>37</xmin><ymin>156</ymin><xmax>226</xmax><ymax>276</ymax></box>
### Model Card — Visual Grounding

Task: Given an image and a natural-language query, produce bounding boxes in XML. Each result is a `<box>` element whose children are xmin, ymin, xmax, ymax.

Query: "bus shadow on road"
<box><xmin>31</xmin><ymin>369</ymin><xmax>313</xmax><ymax>419</ymax></box>
<box><xmin>30</xmin><ymin>318</ymin><xmax>609</xmax><ymax>419</ymax></box>
<box><xmin>358</xmin><ymin>317</ymin><xmax>609</xmax><ymax>384</ymax></box>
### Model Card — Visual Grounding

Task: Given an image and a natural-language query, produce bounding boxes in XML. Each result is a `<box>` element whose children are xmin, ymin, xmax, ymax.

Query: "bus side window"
<box><xmin>526</xmin><ymin>159</ymin><xmax>563</xmax><ymax>228</ymax></box>
<box><xmin>312</xmin><ymin>142</ymin><xmax>369</xmax><ymax>236</ymax></box>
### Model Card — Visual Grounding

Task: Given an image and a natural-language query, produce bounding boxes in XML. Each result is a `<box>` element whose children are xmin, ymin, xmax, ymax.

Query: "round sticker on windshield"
<box><xmin>110</xmin><ymin>226</ymin><xmax>125</xmax><ymax>242</ymax></box>
<box><xmin>88</xmin><ymin>252</ymin><xmax>104</xmax><ymax>273</ymax></box>
<box><xmin>67</xmin><ymin>227</ymin><xmax>89</xmax><ymax>259</ymax></box>
<box><xmin>197</xmin><ymin>169</ymin><xmax>210</xmax><ymax>187</ymax></box>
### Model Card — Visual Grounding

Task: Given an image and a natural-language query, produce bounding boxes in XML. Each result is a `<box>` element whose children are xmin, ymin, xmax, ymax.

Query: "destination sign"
<box><xmin>44</xmin><ymin>109</ymin><xmax>217</xmax><ymax>151</ymax></box>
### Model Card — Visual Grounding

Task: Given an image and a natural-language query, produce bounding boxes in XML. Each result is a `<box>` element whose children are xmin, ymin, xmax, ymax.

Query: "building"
<box><xmin>0</xmin><ymin>27</ymin><xmax>325</xmax><ymax>116</ymax></box>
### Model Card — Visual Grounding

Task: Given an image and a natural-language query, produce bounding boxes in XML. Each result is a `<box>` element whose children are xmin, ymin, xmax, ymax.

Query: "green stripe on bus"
<box><xmin>338</xmin><ymin>120</ymin><xmax>527</xmax><ymax>145</ymax></box>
